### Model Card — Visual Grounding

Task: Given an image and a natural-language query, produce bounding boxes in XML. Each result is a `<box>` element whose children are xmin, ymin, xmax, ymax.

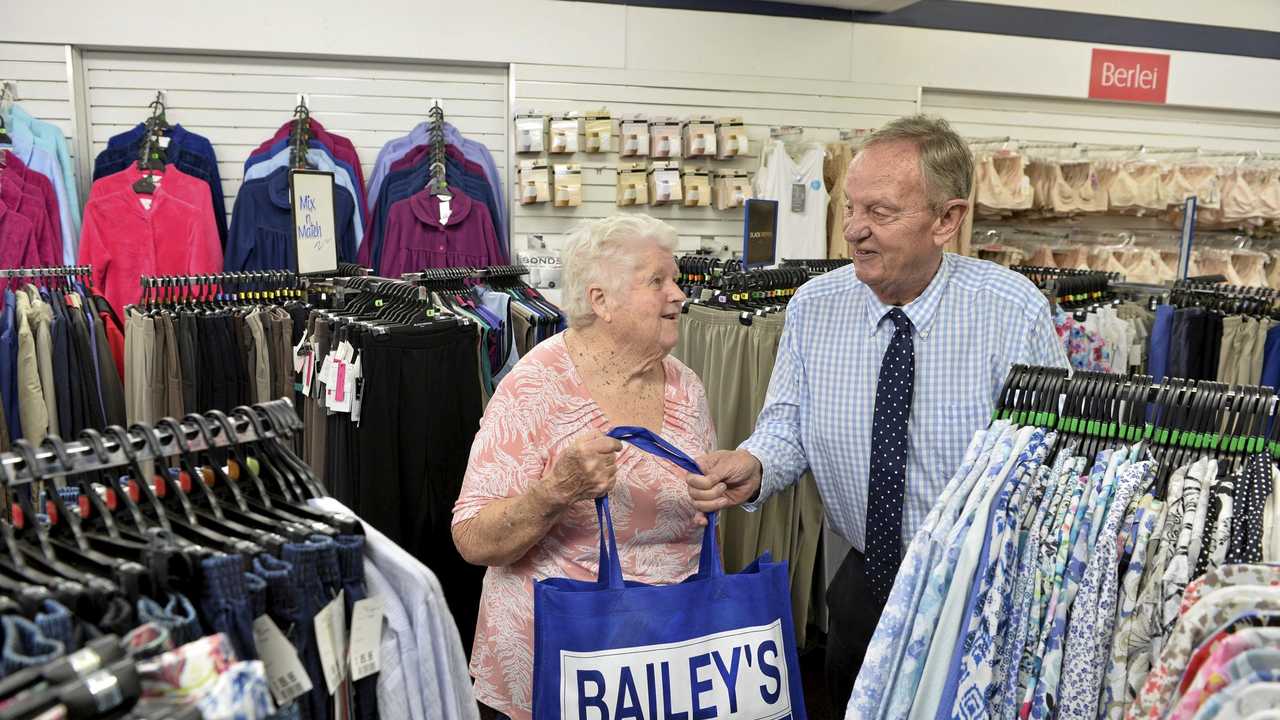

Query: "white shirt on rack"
<box><xmin>755</xmin><ymin>140</ymin><xmax>829</xmax><ymax>261</ymax></box>
<box><xmin>310</xmin><ymin>497</ymin><xmax>479</xmax><ymax>720</ymax></box>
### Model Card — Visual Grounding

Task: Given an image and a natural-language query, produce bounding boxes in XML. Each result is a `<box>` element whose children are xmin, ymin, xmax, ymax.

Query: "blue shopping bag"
<box><xmin>532</xmin><ymin>426</ymin><xmax>807</xmax><ymax>720</ymax></box>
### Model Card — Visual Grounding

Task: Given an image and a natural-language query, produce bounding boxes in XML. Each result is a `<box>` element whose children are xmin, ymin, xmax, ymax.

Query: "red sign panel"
<box><xmin>1088</xmin><ymin>49</ymin><xmax>1170</xmax><ymax>104</ymax></box>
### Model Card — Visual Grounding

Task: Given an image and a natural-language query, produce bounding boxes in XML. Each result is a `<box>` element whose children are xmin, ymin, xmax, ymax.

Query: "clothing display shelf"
<box><xmin>0</xmin><ymin>265</ymin><xmax>92</xmax><ymax>282</ymax></box>
<box><xmin>676</xmin><ymin>254</ymin><xmax>740</xmax><ymax>291</ymax></box>
<box><xmin>1013</xmin><ymin>265</ymin><xmax>1121</xmax><ymax>311</ymax></box>
<box><xmin>0</xmin><ymin>398</ymin><xmax>299</xmax><ymax>491</ymax></box>
<box><xmin>399</xmin><ymin>262</ymin><xmax>530</xmax><ymax>286</ymax></box>
<box><xmin>1166</xmin><ymin>280</ymin><xmax>1278</xmax><ymax>316</ymax></box>
<box><xmin>997</xmin><ymin>364</ymin><xmax>1280</xmax><ymax>489</ymax></box>
<box><xmin>137</xmin><ymin>270</ymin><xmax>305</xmax><ymax>308</ymax></box>
<box><xmin>780</xmin><ymin>257</ymin><xmax>853</xmax><ymax>274</ymax></box>
<box><xmin>134</xmin><ymin>92</ymin><xmax>169</xmax><ymax>181</ymax></box>
<box><xmin>425</xmin><ymin>100</ymin><xmax>449</xmax><ymax>195</ymax></box>
<box><xmin>681</xmin><ymin>262</ymin><xmax>810</xmax><ymax>325</ymax></box>
<box><xmin>287</xmin><ymin>99</ymin><xmax>311</xmax><ymax>170</ymax></box>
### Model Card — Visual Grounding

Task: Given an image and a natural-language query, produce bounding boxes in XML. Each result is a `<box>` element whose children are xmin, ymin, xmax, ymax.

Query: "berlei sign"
<box><xmin>1088</xmin><ymin>48</ymin><xmax>1170</xmax><ymax>104</ymax></box>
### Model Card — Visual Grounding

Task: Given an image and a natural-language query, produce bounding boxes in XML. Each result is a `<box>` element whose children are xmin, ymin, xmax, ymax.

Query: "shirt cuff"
<box><xmin>736</xmin><ymin>442</ymin><xmax>777</xmax><ymax>513</ymax></box>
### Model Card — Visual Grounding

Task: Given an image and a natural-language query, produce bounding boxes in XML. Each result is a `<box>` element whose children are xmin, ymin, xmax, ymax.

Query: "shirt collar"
<box><xmin>410</xmin><ymin>188</ymin><xmax>472</xmax><ymax>228</ymax></box>
<box><xmin>861</xmin><ymin>252</ymin><xmax>955</xmax><ymax>341</ymax></box>
<box><xmin>3</xmin><ymin>125</ymin><xmax>33</xmax><ymax>165</ymax></box>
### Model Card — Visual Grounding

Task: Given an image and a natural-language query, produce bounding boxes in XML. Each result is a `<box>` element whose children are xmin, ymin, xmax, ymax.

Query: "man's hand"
<box><xmin>685</xmin><ymin>450</ymin><xmax>764</xmax><ymax>526</ymax></box>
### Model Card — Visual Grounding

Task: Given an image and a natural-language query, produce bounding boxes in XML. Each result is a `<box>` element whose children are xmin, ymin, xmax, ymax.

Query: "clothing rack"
<box><xmin>135</xmin><ymin>92</ymin><xmax>168</xmax><ymax>174</ymax></box>
<box><xmin>138</xmin><ymin>270</ymin><xmax>305</xmax><ymax>306</ymax></box>
<box><xmin>781</xmin><ymin>258</ymin><xmax>853</xmax><ymax>274</ymax></box>
<box><xmin>676</xmin><ymin>254</ymin><xmax>739</xmax><ymax>289</ymax></box>
<box><xmin>997</xmin><ymin>364</ymin><xmax>1280</xmax><ymax>487</ymax></box>
<box><xmin>0</xmin><ymin>264</ymin><xmax>91</xmax><ymax>280</ymax></box>
<box><xmin>1167</xmin><ymin>279</ymin><xmax>1278</xmax><ymax>315</ymax></box>
<box><xmin>427</xmin><ymin>101</ymin><xmax>448</xmax><ymax>195</ymax></box>
<box><xmin>0</xmin><ymin>398</ymin><xmax>300</xmax><ymax>488</ymax></box>
<box><xmin>400</xmin><ymin>264</ymin><xmax>530</xmax><ymax>285</ymax></box>
<box><xmin>289</xmin><ymin>99</ymin><xmax>311</xmax><ymax>170</ymax></box>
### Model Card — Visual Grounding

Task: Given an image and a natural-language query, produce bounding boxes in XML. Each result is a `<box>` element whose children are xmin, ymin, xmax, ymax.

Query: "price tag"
<box><xmin>253</xmin><ymin>615</ymin><xmax>313</xmax><ymax>705</ymax></box>
<box><xmin>348</xmin><ymin>596</ymin><xmax>385</xmax><ymax>681</ymax></box>
<box><xmin>790</xmin><ymin>183</ymin><xmax>806</xmax><ymax>213</ymax></box>
<box><xmin>350</xmin><ymin>358</ymin><xmax>364</xmax><ymax>425</ymax></box>
<box><xmin>314</xmin><ymin>591</ymin><xmax>347</xmax><ymax>694</ymax></box>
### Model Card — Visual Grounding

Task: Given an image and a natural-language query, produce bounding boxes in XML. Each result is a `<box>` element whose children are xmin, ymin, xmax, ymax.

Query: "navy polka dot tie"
<box><xmin>866</xmin><ymin>307</ymin><xmax>914</xmax><ymax>604</ymax></box>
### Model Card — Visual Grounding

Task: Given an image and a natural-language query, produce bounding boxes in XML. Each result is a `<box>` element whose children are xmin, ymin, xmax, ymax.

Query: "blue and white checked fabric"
<box><xmin>740</xmin><ymin>252</ymin><xmax>1067</xmax><ymax>549</ymax></box>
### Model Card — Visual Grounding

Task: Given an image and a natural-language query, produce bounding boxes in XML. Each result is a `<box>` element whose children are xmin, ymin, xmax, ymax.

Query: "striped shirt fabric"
<box><xmin>739</xmin><ymin>252</ymin><xmax>1069</xmax><ymax>550</ymax></box>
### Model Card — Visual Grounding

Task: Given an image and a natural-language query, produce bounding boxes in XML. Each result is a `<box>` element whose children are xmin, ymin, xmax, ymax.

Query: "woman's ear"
<box><xmin>588</xmin><ymin>284</ymin><xmax>611</xmax><ymax>323</ymax></box>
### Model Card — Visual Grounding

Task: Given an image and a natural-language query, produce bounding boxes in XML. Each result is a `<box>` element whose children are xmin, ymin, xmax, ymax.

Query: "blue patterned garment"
<box><xmin>1018</xmin><ymin>448</ymin><xmax>1100</xmax><ymax>717</ymax></box>
<box><xmin>1019</xmin><ymin>456</ymin><xmax>1090</xmax><ymax>717</ymax></box>
<box><xmin>997</xmin><ymin>446</ymin><xmax>1077</xmax><ymax>716</ymax></box>
<box><xmin>1102</xmin><ymin>494</ymin><xmax>1161</xmax><ymax>719</ymax></box>
<box><xmin>847</xmin><ymin>424</ymin><xmax>1002</xmax><ymax>720</ymax></box>
<box><xmin>1058</xmin><ymin>457</ymin><xmax>1153</xmax><ymax>719</ymax></box>
<box><xmin>943</xmin><ymin>431</ymin><xmax>1053</xmax><ymax>720</ymax></box>
<box><xmin>882</xmin><ymin>425</ymin><xmax>1027</xmax><ymax>720</ymax></box>
<box><xmin>907</xmin><ymin>425</ymin><xmax>1041</xmax><ymax>720</ymax></box>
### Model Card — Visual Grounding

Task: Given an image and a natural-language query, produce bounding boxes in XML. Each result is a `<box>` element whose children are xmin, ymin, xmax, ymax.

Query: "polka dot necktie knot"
<box><xmin>866</xmin><ymin>307</ymin><xmax>914</xmax><ymax>604</ymax></box>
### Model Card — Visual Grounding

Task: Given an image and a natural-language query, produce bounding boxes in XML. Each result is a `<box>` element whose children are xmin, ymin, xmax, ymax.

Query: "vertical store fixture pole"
<box><xmin>1177</xmin><ymin>196</ymin><xmax>1197</xmax><ymax>280</ymax></box>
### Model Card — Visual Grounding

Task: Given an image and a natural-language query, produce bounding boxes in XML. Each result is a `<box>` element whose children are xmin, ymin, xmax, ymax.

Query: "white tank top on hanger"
<box><xmin>755</xmin><ymin>141</ymin><xmax>829</xmax><ymax>261</ymax></box>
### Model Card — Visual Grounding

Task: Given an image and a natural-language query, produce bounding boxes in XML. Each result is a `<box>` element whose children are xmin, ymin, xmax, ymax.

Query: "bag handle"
<box><xmin>592</xmin><ymin>427</ymin><xmax>723</xmax><ymax>589</ymax></box>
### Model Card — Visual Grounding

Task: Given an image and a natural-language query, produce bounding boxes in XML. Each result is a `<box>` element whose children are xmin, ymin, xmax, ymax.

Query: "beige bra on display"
<box><xmin>1106</xmin><ymin>162</ymin><xmax>1165</xmax><ymax>214</ymax></box>
<box><xmin>1232</xmin><ymin>251</ymin><xmax>1270</xmax><ymax>288</ymax></box>
<box><xmin>1052</xmin><ymin>161</ymin><xmax>1108</xmax><ymax>214</ymax></box>
<box><xmin>1220</xmin><ymin>169</ymin><xmax>1264</xmax><ymax>226</ymax></box>
<box><xmin>1163</xmin><ymin>164</ymin><xmax>1223</xmax><ymax>209</ymax></box>
<box><xmin>976</xmin><ymin>153</ymin><xmax>1034</xmax><ymax>215</ymax></box>
<box><xmin>1254</xmin><ymin>170</ymin><xmax>1280</xmax><ymax>223</ymax></box>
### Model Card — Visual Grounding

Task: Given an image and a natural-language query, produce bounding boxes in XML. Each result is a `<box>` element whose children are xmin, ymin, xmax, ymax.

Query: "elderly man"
<box><xmin>685</xmin><ymin>115</ymin><xmax>1069</xmax><ymax>709</ymax></box>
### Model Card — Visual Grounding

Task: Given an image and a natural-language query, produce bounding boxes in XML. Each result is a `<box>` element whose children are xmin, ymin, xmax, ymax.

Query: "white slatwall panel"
<box><xmin>82</xmin><ymin>51</ymin><xmax>508</xmax><ymax>229</ymax></box>
<box><xmin>0</xmin><ymin>43</ymin><xmax>76</xmax><ymax>171</ymax></box>
<box><xmin>924</xmin><ymin>89</ymin><xmax>1280</xmax><ymax>153</ymax></box>
<box><xmin>512</xmin><ymin>64</ymin><xmax>919</xmax><ymax>253</ymax></box>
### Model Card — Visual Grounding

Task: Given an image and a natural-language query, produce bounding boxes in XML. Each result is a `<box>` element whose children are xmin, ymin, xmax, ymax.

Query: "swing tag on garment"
<box><xmin>348</xmin><ymin>596</ymin><xmax>384</xmax><ymax>681</ymax></box>
<box><xmin>438</xmin><ymin>196</ymin><xmax>452</xmax><ymax>225</ymax></box>
<box><xmin>253</xmin><ymin>615</ymin><xmax>313</xmax><ymax>704</ymax></box>
<box><xmin>350</xmin><ymin>357</ymin><xmax>364</xmax><ymax>425</ymax></box>
<box><xmin>790</xmin><ymin>183</ymin><xmax>806</xmax><ymax>213</ymax></box>
<box><xmin>314</xmin><ymin>590</ymin><xmax>347</xmax><ymax>694</ymax></box>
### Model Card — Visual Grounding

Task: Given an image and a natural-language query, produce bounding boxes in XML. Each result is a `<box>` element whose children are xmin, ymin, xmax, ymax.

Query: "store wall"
<box><xmin>510</xmin><ymin>64</ymin><xmax>916</xmax><ymax>254</ymax></box>
<box><xmin>79</xmin><ymin>50</ymin><xmax>508</xmax><ymax>227</ymax></box>
<box><xmin>5</xmin><ymin>1</ymin><xmax>1279</xmax><ymax>114</ymax></box>
<box><xmin>4</xmin><ymin>1</ymin><xmax>1279</xmax><ymax>253</ymax></box>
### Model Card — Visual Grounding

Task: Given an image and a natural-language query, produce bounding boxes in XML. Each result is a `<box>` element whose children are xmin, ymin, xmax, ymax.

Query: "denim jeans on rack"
<box><xmin>200</xmin><ymin>555</ymin><xmax>259</xmax><ymax>661</ymax></box>
<box><xmin>136</xmin><ymin>592</ymin><xmax>202</xmax><ymax>647</ymax></box>
<box><xmin>1</xmin><ymin>615</ymin><xmax>65</xmax><ymax>677</ymax></box>
<box><xmin>34</xmin><ymin>599</ymin><xmax>74</xmax><ymax>653</ymax></box>
<box><xmin>282</xmin><ymin>536</ymin><xmax>339</xmax><ymax>720</ymax></box>
<box><xmin>336</xmin><ymin>535</ymin><xmax>378</xmax><ymax>720</ymax></box>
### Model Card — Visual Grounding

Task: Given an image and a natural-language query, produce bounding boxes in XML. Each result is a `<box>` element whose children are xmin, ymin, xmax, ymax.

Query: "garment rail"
<box><xmin>851</xmin><ymin>362</ymin><xmax>1280</xmax><ymax>720</ymax></box>
<box><xmin>138</xmin><ymin>271</ymin><xmax>305</xmax><ymax>307</ymax></box>
<box><xmin>0</xmin><ymin>265</ymin><xmax>92</xmax><ymax>281</ymax></box>
<box><xmin>780</xmin><ymin>258</ymin><xmax>853</xmax><ymax>274</ymax></box>
<box><xmin>0</xmin><ymin>398</ymin><xmax>299</xmax><ymax>487</ymax></box>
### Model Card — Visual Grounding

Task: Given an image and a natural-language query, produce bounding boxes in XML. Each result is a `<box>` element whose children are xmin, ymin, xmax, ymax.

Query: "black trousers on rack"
<box><xmin>357</xmin><ymin>322</ymin><xmax>485</xmax><ymax>646</ymax></box>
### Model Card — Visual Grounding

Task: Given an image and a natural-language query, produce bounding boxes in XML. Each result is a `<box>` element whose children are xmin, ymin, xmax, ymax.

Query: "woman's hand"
<box><xmin>538</xmin><ymin>431</ymin><xmax>624</xmax><ymax>509</ymax></box>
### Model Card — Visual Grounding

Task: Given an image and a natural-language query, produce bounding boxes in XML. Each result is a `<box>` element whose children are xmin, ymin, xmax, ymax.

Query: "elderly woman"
<box><xmin>451</xmin><ymin>214</ymin><xmax>716</xmax><ymax>720</ymax></box>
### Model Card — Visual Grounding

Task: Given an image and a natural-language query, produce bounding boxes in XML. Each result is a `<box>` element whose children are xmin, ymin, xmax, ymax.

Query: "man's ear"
<box><xmin>932</xmin><ymin>198</ymin><xmax>970</xmax><ymax>249</ymax></box>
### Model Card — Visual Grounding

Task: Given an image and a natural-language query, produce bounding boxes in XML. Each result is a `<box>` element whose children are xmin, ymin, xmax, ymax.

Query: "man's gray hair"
<box><xmin>560</xmin><ymin>214</ymin><xmax>678</xmax><ymax>328</ymax></box>
<box><xmin>859</xmin><ymin>115</ymin><xmax>973</xmax><ymax>214</ymax></box>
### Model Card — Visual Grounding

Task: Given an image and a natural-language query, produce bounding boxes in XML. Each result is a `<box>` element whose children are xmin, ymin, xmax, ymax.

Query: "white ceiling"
<box><xmin>782</xmin><ymin>0</ymin><xmax>920</xmax><ymax>11</ymax></box>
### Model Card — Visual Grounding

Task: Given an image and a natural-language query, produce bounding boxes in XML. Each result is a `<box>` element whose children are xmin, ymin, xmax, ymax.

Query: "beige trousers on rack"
<box><xmin>672</xmin><ymin>305</ymin><xmax>825</xmax><ymax>648</ymax></box>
